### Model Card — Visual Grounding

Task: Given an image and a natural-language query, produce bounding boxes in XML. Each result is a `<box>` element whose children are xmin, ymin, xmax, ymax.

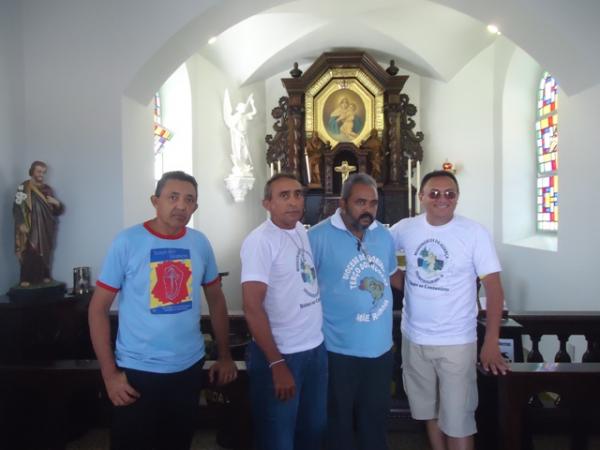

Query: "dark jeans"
<box><xmin>111</xmin><ymin>359</ymin><xmax>204</xmax><ymax>450</ymax></box>
<box><xmin>327</xmin><ymin>350</ymin><xmax>393</xmax><ymax>450</ymax></box>
<box><xmin>247</xmin><ymin>341</ymin><xmax>328</xmax><ymax>450</ymax></box>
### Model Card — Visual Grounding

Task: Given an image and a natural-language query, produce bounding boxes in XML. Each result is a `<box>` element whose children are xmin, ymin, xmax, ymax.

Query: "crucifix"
<box><xmin>334</xmin><ymin>160</ymin><xmax>357</xmax><ymax>184</ymax></box>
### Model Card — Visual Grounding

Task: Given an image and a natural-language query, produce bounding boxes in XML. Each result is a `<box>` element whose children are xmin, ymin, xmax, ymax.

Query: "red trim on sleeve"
<box><xmin>202</xmin><ymin>275</ymin><xmax>222</xmax><ymax>288</ymax></box>
<box><xmin>96</xmin><ymin>280</ymin><xmax>120</xmax><ymax>293</ymax></box>
<box><xmin>143</xmin><ymin>220</ymin><xmax>186</xmax><ymax>240</ymax></box>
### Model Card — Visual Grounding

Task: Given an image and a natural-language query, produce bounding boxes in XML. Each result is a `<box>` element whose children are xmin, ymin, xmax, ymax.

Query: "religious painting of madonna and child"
<box><xmin>323</xmin><ymin>89</ymin><xmax>366</xmax><ymax>143</ymax></box>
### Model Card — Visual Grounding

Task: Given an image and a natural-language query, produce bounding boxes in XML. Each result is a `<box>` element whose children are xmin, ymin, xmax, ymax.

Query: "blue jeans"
<box><xmin>247</xmin><ymin>341</ymin><xmax>328</xmax><ymax>450</ymax></box>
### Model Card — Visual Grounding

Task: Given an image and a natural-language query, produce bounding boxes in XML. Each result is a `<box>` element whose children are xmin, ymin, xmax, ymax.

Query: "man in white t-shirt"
<box><xmin>241</xmin><ymin>174</ymin><xmax>326</xmax><ymax>450</ymax></box>
<box><xmin>390</xmin><ymin>170</ymin><xmax>508</xmax><ymax>450</ymax></box>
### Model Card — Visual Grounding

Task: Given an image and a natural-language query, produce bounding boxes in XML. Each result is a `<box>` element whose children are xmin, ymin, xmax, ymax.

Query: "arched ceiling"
<box><xmin>125</xmin><ymin>0</ymin><xmax>600</xmax><ymax>102</ymax></box>
<box><xmin>199</xmin><ymin>0</ymin><xmax>498</xmax><ymax>86</ymax></box>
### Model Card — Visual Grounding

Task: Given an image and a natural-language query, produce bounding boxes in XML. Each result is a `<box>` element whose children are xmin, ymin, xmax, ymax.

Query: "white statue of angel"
<box><xmin>223</xmin><ymin>89</ymin><xmax>256</xmax><ymax>175</ymax></box>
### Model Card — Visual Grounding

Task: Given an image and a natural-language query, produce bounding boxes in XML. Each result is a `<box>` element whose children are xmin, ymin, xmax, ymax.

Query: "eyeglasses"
<box><xmin>425</xmin><ymin>189</ymin><xmax>457</xmax><ymax>200</ymax></box>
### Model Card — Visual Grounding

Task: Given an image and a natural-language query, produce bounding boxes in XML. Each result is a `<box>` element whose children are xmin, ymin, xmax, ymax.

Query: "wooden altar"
<box><xmin>265</xmin><ymin>52</ymin><xmax>424</xmax><ymax>225</ymax></box>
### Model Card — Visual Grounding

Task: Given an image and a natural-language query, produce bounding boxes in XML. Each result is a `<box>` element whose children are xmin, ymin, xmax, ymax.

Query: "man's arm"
<box><xmin>88</xmin><ymin>286</ymin><xmax>140</xmax><ymax>406</ymax></box>
<box><xmin>203</xmin><ymin>281</ymin><xmax>237</xmax><ymax>385</ymax></box>
<box><xmin>390</xmin><ymin>268</ymin><xmax>404</xmax><ymax>291</ymax></box>
<box><xmin>479</xmin><ymin>272</ymin><xmax>510</xmax><ymax>375</ymax></box>
<box><xmin>242</xmin><ymin>281</ymin><xmax>295</xmax><ymax>401</ymax></box>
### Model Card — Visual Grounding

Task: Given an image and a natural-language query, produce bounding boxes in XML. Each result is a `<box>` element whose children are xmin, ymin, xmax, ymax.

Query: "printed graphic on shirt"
<box><xmin>410</xmin><ymin>238</ymin><xmax>450</xmax><ymax>292</ymax></box>
<box><xmin>150</xmin><ymin>248</ymin><xmax>193</xmax><ymax>314</ymax></box>
<box><xmin>296</xmin><ymin>249</ymin><xmax>320</xmax><ymax>306</ymax></box>
<box><xmin>342</xmin><ymin>252</ymin><xmax>390</xmax><ymax>322</ymax></box>
<box><xmin>359</xmin><ymin>277</ymin><xmax>384</xmax><ymax>303</ymax></box>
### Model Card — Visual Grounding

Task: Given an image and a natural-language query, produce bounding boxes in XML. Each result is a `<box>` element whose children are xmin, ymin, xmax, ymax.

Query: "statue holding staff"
<box><xmin>13</xmin><ymin>161</ymin><xmax>63</xmax><ymax>287</ymax></box>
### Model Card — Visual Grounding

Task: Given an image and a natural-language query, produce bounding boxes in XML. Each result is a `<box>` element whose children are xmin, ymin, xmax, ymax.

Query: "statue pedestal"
<box><xmin>7</xmin><ymin>281</ymin><xmax>66</xmax><ymax>302</ymax></box>
<box><xmin>225</xmin><ymin>174</ymin><xmax>255</xmax><ymax>202</ymax></box>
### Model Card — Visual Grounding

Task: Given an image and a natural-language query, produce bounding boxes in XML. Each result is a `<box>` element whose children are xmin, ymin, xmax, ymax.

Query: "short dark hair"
<box><xmin>263</xmin><ymin>173</ymin><xmax>300</xmax><ymax>200</ymax></box>
<box><xmin>341</xmin><ymin>173</ymin><xmax>377</xmax><ymax>201</ymax></box>
<box><xmin>29</xmin><ymin>160</ymin><xmax>47</xmax><ymax>176</ymax></box>
<box><xmin>419</xmin><ymin>170</ymin><xmax>459</xmax><ymax>193</ymax></box>
<box><xmin>155</xmin><ymin>171</ymin><xmax>198</xmax><ymax>197</ymax></box>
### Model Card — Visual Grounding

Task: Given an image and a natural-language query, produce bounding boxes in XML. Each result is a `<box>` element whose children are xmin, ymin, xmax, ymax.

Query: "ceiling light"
<box><xmin>208</xmin><ymin>36</ymin><xmax>217</xmax><ymax>45</ymax></box>
<box><xmin>487</xmin><ymin>24</ymin><xmax>501</xmax><ymax>35</ymax></box>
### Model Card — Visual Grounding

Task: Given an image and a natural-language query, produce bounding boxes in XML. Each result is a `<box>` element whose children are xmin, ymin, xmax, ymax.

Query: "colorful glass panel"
<box><xmin>153</xmin><ymin>93</ymin><xmax>174</xmax><ymax>156</ymax></box>
<box><xmin>153</xmin><ymin>93</ymin><xmax>161</xmax><ymax>124</ymax></box>
<box><xmin>537</xmin><ymin>176</ymin><xmax>558</xmax><ymax>231</ymax></box>
<box><xmin>537</xmin><ymin>72</ymin><xmax>558</xmax><ymax>116</ymax></box>
<box><xmin>536</xmin><ymin>72</ymin><xmax>558</xmax><ymax>231</ymax></box>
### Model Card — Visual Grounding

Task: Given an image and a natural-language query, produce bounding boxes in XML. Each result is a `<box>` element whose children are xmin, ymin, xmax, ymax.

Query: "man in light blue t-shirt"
<box><xmin>88</xmin><ymin>171</ymin><xmax>237</xmax><ymax>450</ymax></box>
<box><xmin>309</xmin><ymin>173</ymin><xmax>403</xmax><ymax>450</ymax></box>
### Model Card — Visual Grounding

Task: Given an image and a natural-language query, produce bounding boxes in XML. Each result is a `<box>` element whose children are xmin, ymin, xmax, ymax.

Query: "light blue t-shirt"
<box><xmin>97</xmin><ymin>222</ymin><xmax>219</xmax><ymax>373</ymax></box>
<box><xmin>308</xmin><ymin>209</ymin><xmax>398</xmax><ymax>357</ymax></box>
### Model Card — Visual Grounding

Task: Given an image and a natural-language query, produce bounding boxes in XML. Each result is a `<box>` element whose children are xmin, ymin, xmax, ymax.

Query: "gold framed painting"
<box><xmin>305</xmin><ymin>69</ymin><xmax>383</xmax><ymax>148</ymax></box>
<box><xmin>315</xmin><ymin>81</ymin><xmax>372</xmax><ymax>147</ymax></box>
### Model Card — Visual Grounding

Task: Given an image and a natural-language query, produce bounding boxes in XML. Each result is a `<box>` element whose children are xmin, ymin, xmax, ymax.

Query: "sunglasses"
<box><xmin>425</xmin><ymin>189</ymin><xmax>457</xmax><ymax>200</ymax></box>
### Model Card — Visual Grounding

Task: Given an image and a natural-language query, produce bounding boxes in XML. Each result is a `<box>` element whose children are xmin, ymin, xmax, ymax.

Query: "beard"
<box><xmin>352</xmin><ymin>212</ymin><xmax>374</xmax><ymax>231</ymax></box>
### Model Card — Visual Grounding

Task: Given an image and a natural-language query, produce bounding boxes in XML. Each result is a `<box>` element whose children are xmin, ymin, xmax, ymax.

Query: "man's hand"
<box><xmin>46</xmin><ymin>195</ymin><xmax>60</xmax><ymax>207</ymax></box>
<box><xmin>208</xmin><ymin>358</ymin><xmax>238</xmax><ymax>385</ymax></box>
<box><xmin>480</xmin><ymin>339</ymin><xmax>510</xmax><ymax>376</ymax></box>
<box><xmin>271</xmin><ymin>362</ymin><xmax>296</xmax><ymax>401</ymax></box>
<box><xmin>103</xmin><ymin>369</ymin><xmax>140</xmax><ymax>406</ymax></box>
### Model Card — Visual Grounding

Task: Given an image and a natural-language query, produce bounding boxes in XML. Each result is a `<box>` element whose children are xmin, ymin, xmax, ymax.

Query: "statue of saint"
<box><xmin>305</xmin><ymin>132</ymin><xmax>324</xmax><ymax>186</ymax></box>
<box><xmin>13</xmin><ymin>161</ymin><xmax>64</xmax><ymax>287</ymax></box>
<box><xmin>334</xmin><ymin>160</ymin><xmax>357</xmax><ymax>184</ymax></box>
<box><xmin>361</xmin><ymin>129</ymin><xmax>383</xmax><ymax>181</ymax></box>
<box><xmin>223</xmin><ymin>90</ymin><xmax>257</xmax><ymax>176</ymax></box>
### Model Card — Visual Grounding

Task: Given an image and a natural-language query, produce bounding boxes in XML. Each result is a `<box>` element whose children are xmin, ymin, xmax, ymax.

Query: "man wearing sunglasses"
<box><xmin>390</xmin><ymin>170</ymin><xmax>508</xmax><ymax>450</ymax></box>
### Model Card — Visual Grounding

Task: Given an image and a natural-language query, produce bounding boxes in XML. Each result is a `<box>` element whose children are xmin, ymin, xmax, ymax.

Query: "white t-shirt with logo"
<box><xmin>390</xmin><ymin>214</ymin><xmax>501</xmax><ymax>345</ymax></box>
<box><xmin>241</xmin><ymin>219</ymin><xmax>323</xmax><ymax>354</ymax></box>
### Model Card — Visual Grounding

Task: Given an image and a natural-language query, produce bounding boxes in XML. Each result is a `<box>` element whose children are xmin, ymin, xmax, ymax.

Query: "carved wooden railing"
<box><xmin>480</xmin><ymin>362</ymin><xmax>600</xmax><ymax>450</ymax></box>
<box><xmin>477</xmin><ymin>312</ymin><xmax>600</xmax><ymax>450</ymax></box>
<box><xmin>510</xmin><ymin>311</ymin><xmax>600</xmax><ymax>363</ymax></box>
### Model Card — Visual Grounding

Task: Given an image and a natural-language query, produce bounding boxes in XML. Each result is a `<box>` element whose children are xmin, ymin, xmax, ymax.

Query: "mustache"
<box><xmin>359</xmin><ymin>213</ymin><xmax>374</xmax><ymax>222</ymax></box>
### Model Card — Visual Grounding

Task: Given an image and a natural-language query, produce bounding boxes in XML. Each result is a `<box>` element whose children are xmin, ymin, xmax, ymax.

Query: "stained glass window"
<box><xmin>536</xmin><ymin>72</ymin><xmax>558</xmax><ymax>231</ymax></box>
<box><xmin>153</xmin><ymin>92</ymin><xmax>174</xmax><ymax>180</ymax></box>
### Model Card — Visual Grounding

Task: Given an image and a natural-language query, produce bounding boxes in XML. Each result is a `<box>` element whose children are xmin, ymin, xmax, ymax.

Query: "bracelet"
<box><xmin>268</xmin><ymin>358</ymin><xmax>285</xmax><ymax>368</ymax></box>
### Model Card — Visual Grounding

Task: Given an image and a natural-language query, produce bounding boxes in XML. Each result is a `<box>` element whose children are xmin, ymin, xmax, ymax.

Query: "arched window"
<box><xmin>535</xmin><ymin>72</ymin><xmax>558</xmax><ymax>231</ymax></box>
<box><xmin>151</xmin><ymin>64</ymin><xmax>194</xmax><ymax>225</ymax></box>
<box><xmin>153</xmin><ymin>92</ymin><xmax>174</xmax><ymax>181</ymax></box>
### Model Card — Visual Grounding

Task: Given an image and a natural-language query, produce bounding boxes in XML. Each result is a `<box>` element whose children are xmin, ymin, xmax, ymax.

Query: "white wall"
<box><xmin>493</xmin><ymin>42</ymin><xmax>600</xmax><ymax>312</ymax></box>
<box><xmin>7</xmin><ymin>0</ymin><xmax>281</xmax><ymax>293</ymax></box>
<box><xmin>188</xmin><ymin>54</ymin><xmax>267</xmax><ymax>310</ymax></box>
<box><xmin>0</xmin><ymin>0</ymin><xmax>24</xmax><ymax>291</ymax></box>
<box><xmin>158</xmin><ymin>64</ymin><xmax>194</xmax><ymax>183</ymax></box>
<box><xmin>499</xmin><ymin>46</ymin><xmax>539</xmax><ymax>244</ymax></box>
<box><xmin>420</xmin><ymin>45</ymin><xmax>496</xmax><ymax>232</ymax></box>
<box><xmin>2</xmin><ymin>0</ymin><xmax>599</xmax><ymax>321</ymax></box>
<box><xmin>122</xmin><ymin>54</ymin><xmax>268</xmax><ymax>310</ymax></box>
<box><xmin>497</xmin><ymin>80</ymin><xmax>600</xmax><ymax>312</ymax></box>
